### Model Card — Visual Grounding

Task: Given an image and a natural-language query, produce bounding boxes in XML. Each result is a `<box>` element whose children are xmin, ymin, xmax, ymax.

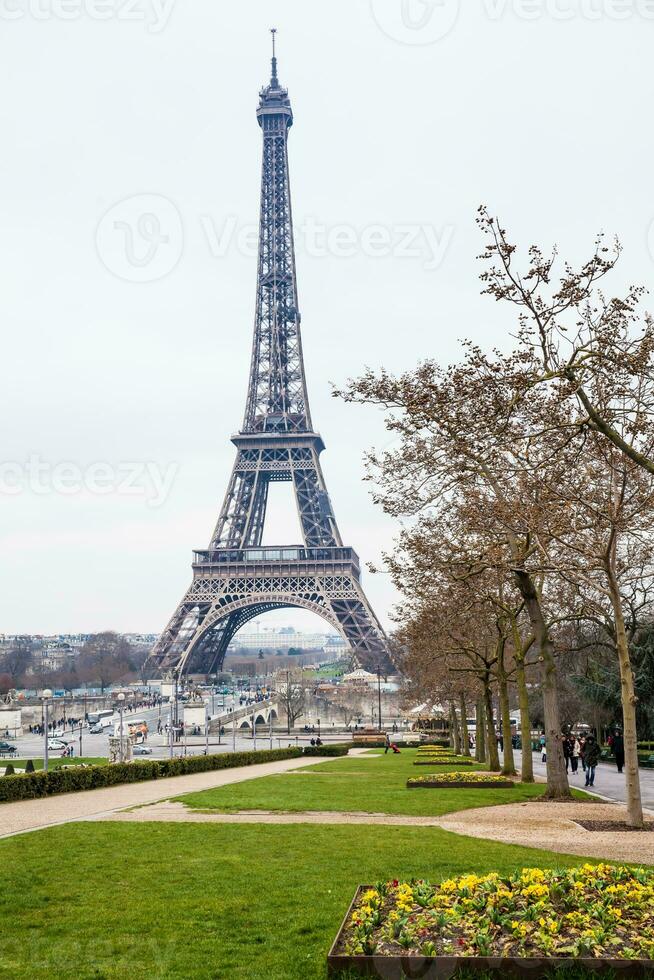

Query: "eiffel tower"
<box><xmin>147</xmin><ymin>34</ymin><xmax>392</xmax><ymax>678</ymax></box>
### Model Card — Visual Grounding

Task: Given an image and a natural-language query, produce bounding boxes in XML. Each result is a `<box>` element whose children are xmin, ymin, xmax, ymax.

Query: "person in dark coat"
<box><xmin>611</xmin><ymin>728</ymin><xmax>625</xmax><ymax>773</ymax></box>
<box><xmin>584</xmin><ymin>735</ymin><xmax>600</xmax><ymax>787</ymax></box>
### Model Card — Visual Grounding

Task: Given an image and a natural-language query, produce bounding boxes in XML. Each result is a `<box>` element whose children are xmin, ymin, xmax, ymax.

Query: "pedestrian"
<box><xmin>612</xmin><ymin>728</ymin><xmax>625</xmax><ymax>773</ymax></box>
<box><xmin>384</xmin><ymin>733</ymin><xmax>391</xmax><ymax>755</ymax></box>
<box><xmin>584</xmin><ymin>734</ymin><xmax>600</xmax><ymax>787</ymax></box>
<box><xmin>539</xmin><ymin>734</ymin><xmax>546</xmax><ymax>763</ymax></box>
<box><xmin>563</xmin><ymin>733</ymin><xmax>573</xmax><ymax>773</ymax></box>
<box><xmin>570</xmin><ymin>735</ymin><xmax>580</xmax><ymax>774</ymax></box>
<box><xmin>579</xmin><ymin>735</ymin><xmax>587</xmax><ymax>771</ymax></box>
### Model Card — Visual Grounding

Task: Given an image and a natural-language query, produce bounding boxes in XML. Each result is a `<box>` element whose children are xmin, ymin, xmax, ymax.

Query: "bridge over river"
<box><xmin>207</xmin><ymin>698</ymin><xmax>280</xmax><ymax>734</ymax></box>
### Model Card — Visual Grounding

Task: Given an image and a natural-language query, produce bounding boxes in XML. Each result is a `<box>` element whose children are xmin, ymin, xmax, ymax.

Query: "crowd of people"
<box><xmin>536</xmin><ymin>729</ymin><xmax>624</xmax><ymax>788</ymax></box>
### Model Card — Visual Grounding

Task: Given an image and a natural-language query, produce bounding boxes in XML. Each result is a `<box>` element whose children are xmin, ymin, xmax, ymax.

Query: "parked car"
<box><xmin>51</xmin><ymin>728</ymin><xmax>65</xmax><ymax>738</ymax></box>
<box><xmin>132</xmin><ymin>744</ymin><xmax>152</xmax><ymax>755</ymax></box>
<box><xmin>0</xmin><ymin>741</ymin><xmax>17</xmax><ymax>756</ymax></box>
<box><xmin>47</xmin><ymin>738</ymin><xmax>68</xmax><ymax>751</ymax></box>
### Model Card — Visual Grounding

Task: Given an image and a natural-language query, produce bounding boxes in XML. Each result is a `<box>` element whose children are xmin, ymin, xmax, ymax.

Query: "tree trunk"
<box><xmin>475</xmin><ymin>698</ymin><xmax>486</xmax><ymax>762</ymax></box>
<box><xmin>513</xmin><ymin>569</ymin><xmax>571</xmax><ymax>799</ymax></box>
<box><xmin>515</xmin><ymin>656</ymin><xmax>534</xmax><ymax>783</ymax></box>
<box><xmin>483</xmin><ymin>681</ymin><xmax>500</xmax><ymax>771</ymax></box>
<box><xmin>606</xmin><ymin>563</ymin><xmax>643</xmax><ymax>828</ymax></box>
<box><xmin>459</xmin><ymin>690</ymin><xmax>471</xmax><ymax>757</ymax></box>
<box><xmin>497</xmin><ymin>659</ymin><xmax>516</xmax><ymax>776</ymax></box>
<box><xmin>449</xmin><ymin>702</ymin><xmax>460</xmax><ymax>754</ymax></box>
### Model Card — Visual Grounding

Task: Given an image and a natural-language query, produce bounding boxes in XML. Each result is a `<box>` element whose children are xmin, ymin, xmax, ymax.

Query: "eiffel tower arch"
<box><xmin>147</xmin><ymin>36</ymin><xmax>393</xmax><ymax>678</ymax></box>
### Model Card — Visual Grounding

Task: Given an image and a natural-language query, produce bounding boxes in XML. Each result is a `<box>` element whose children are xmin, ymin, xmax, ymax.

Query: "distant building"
<box><xmin>228</xmin><ymin>627</ymin><xmax>347</xmax><ymax>654</ymax></box>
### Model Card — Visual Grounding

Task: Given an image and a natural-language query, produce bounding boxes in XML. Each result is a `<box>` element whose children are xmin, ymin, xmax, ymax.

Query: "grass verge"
<box><xmin>0</xmin><ymin>821</ymin><xmax>599</xmax><ymax>980</ymax></box>
<box><xmin>176</xmin><ymin>748</ymin><xmax>590</xmax><ymax>816</ymax></box>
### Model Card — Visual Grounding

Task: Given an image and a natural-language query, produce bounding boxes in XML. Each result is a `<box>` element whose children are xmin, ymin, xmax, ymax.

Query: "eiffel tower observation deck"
<box><xmin>147</xmin><ymin>33</ymin><xmax>393</xmax><ymax>678</ymax></box>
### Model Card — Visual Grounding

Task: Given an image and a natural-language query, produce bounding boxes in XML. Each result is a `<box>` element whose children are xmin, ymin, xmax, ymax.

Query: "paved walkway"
<box><xmin>0</xmin><ymin>754</ymin><xmax>338</xmax><ymax>839</ymax></box>
<box><xmin>512</xmin><ymin>750</ymin><xmax>654</xmax><ymax>808</ymax></box>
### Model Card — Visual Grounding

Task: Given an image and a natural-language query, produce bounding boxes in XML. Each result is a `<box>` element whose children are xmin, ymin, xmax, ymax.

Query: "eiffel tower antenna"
<box><xmin>270</xmin><ymin>27</ymin><xmax>278</xmax><ymax>86</ymax></box>
<box><xmin>147</xmin><ymin>44</ymin><xmax>393</xmax><ymax>679</ymax></box>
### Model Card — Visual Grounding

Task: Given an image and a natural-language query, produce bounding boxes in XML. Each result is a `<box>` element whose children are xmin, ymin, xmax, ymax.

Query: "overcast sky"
<box><xmin>2</xmin><ymin>0</ymin><xmax>653</xmax><ymax>636</ymax></box>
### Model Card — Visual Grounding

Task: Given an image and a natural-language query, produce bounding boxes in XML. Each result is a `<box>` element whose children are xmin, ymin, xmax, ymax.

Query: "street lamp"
<box><xmin>41</xmin><ymin>689</ymin><xmax>52</xmax><ymax>772</ymax></box>
<box><xmin>376</xmin><ymin>666</ymin><xmax>383</xmax><ymax>733</ymax></box>
<box><xmin>117</xmin><ymin>692</ymin><xmax>125</xmax><ymax>763</ymax></box>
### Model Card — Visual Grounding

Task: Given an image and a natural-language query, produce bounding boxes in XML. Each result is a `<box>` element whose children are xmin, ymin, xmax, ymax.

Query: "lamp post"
<box><xmin>376</xmin><ymin>666</ymin><xmax>383</xmax><ymax>733</ymax></box>
<box><xmin>41</xmin><ymin>689</ymin><xmax>52</xmax><ymax>772</ymax></box>
<box><xmin>117</xmin><ymin>692</ymin><xmax>125</xmax><ymax>763</ymax></box>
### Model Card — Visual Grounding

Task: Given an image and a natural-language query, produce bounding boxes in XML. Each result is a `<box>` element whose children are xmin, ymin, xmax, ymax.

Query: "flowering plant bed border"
<box><xmin>407</xmin><ymin>778</ymin><xmax>514</xmax><ymax>788</ymax></box>
<box><xmin>413</xmin><ymin>759</ymin><xmax>473</xmax><ymax>766</ymax></box>
<box><xmin>327</xmin><ymin>885</ymin><xmax>654</xmax><ymax>978</ymax></box>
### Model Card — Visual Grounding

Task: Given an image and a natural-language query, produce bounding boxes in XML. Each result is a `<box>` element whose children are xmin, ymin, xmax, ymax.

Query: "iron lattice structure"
<box><xmin>147</xmin><ymin>43</ymin><xmax>392</xmax><ymax>677</ymax></box>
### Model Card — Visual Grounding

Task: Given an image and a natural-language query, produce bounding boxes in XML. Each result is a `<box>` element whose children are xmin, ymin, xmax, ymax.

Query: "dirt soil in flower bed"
<box><xmin>576</xmin><ymin>819</ymin><xmax>654</xmax><ymax>832</ymax></box>
<box><xmin>332</xmin><ymin>865</ymin><xmax>654</xmax><ymax>965</ymax></box>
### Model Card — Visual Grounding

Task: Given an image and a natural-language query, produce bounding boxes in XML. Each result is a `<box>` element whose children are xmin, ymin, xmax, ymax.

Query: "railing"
<box><xmin>193</xmin><ymin>545</ymin><xmax>360</xmax><ymax>572</ymax></box>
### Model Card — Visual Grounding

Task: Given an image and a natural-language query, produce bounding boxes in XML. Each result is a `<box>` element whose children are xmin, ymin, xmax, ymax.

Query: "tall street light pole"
<box><xmin>117</xmin><ymin>692</ymin><xmax>125</xmax><ymax>763</ymax></box>
<box><xmin>377</xmin><ymin>666</ymin><xmax>382</xmax><ymax>733</ymax></box>
<box><xmin>41</xmin><ymin>689</ymin><xmax>52</xmax><ymax>772</ymax></box>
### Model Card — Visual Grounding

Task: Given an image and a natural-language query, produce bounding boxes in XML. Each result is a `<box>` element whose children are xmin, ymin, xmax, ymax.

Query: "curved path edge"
<box><xmin>0</xmin><ymin>753</ymin><xmax>371</xmax><ymax>840</ymax></box>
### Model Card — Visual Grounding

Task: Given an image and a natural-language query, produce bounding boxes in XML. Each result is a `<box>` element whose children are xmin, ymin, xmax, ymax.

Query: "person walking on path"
<box><xmin>563</xmin><ymin>734</ymin><xmax>573</xmax><ymax>774</ymax></box>
<box><xmin>570</xmin><ymin>735</ymin><xmax>581</xmax><ymax>774</ymax></box>
<box><xmin>579</xmin><ymin>735</ymin><xmax>587</xmax><ymax>773</ymax></box>
<box><xmin>384</xmin><ymin>733</ymin><xmax>391</xmax><ymax>755</ymax></box>
<box><xmin>584</xmin><ymin>735</ymin><xmax>600</xmax><ymax>787</ymax></box>
<box><xmin>611</xmin><ymin>728</ymin><xmax>625</xmax><ymax>773</ymax></box>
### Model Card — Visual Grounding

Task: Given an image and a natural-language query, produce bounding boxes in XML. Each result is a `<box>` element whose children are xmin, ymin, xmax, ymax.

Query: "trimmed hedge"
<box><xmin>302</xmin><ymin>744</ymin><xmax>349</xmax><ymax>757</ymax></box>
<box><xmin>0</xmin><ymin>748</ymin><xmax>305</xmax><ymax>804</ymax></box>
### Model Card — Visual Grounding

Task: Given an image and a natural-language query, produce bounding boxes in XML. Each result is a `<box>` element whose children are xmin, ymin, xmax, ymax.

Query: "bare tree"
<box><xmin>276</xmin><ymin>671</ymin><xmax>306</xmax><ymax>734</ymax></box>
<box><xmin>0</xmin><ymin>640</ymin><xmax>33</xmax><ymax>687</ymax></box>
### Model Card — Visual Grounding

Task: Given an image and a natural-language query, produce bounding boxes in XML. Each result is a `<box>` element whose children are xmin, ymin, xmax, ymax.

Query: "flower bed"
<box><xmin>413</xmin><ymin>758</ymin><xmax>474</xmax><ymax>766</ymax></box>
<box><xmin>328</xmin><ymin>865</ymin><xmax>654</xmax><ymax>977</ymax></box>
<box><xmin>407</xmin><ymin>772</ymin><xmax>513</xmax><ymax>788</ymax></box>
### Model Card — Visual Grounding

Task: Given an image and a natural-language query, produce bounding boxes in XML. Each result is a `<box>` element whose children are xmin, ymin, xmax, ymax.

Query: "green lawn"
<box><xmin>176</xmin><ymin>748</ymin><xmax>587</xmax><ymax>816</ymax></box>
<box><xmin>0</xmin><ymin>822</ymin><xmax>594</xmax><ymax>980</ymax></box>
<box><xmin>5</xmin><ymin>757</ymin><xmax>107</xmax><ymax>770</ymax></box>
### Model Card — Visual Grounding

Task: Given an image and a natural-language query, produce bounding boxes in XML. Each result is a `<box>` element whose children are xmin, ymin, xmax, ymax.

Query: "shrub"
<box><xmin>0</xmin><ymin>748</ymin><xmax>304</xmax><ymax>804</ymax></box>
<box><xmin>25</xmin><ymin>759</ymin><xmax>35</xmax><ymax>773</ymax></box>
<box><xmin>302</xmin><ymin>744</ymin><xmax>349</xmax><ymax>757</ymax></box>
<box><xmin>4</xmin><ymin>764</ymin><xmax>14</xmax><ymax>776</ymax></box>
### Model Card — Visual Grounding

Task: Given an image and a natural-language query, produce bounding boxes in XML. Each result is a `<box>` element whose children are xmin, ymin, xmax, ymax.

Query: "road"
<box><xmin>7</xmin><ymin>694</ymin><xmax>342</xmax><ymax>764</ymax></box>
<box><xmin>512</xmin><ymin>750</ymin><xmax>654</xmax><ymax>810</ymax></box>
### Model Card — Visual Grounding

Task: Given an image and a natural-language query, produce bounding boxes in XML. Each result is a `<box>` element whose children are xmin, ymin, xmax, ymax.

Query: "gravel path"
<box><xmin>438</xmin><ymin>801</ymin><xmax>654</xmax><ymax>864</ymax></box>
<box><xmin>93</xmin><ymin>800</ymin><xmax>446</xmax><ymax>826</ymax></box>
<box><xmin>0</xmin><ymin>754</ymin><xmax>346</xmax><ymax>839</ymax></box>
